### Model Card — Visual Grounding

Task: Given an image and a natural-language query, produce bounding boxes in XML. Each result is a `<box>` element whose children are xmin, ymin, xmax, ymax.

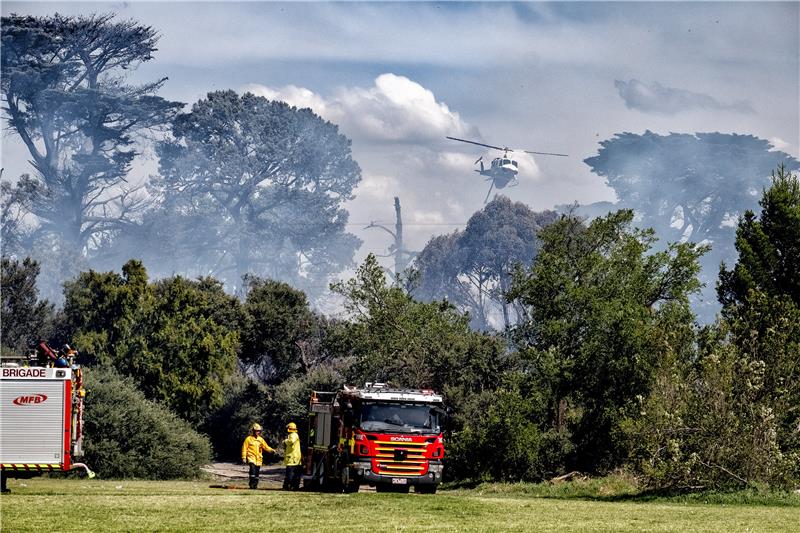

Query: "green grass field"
<box><xmin>1</xmin><ymin>477</ymin><xmax>798</xmax><ymax>532</ymax></box>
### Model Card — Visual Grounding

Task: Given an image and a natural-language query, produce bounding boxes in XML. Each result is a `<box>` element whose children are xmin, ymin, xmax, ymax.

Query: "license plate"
<box><xmin>391</xmin><ymin>478</ymin><xmax>407</xmax><ymax>485</ymax></box>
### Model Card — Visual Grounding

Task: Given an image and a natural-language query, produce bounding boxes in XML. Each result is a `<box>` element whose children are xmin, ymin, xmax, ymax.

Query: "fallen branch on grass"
<box><xmin>549</xmin><ymin>471</ymin><xmax>584</xmax><ymax>483</ymax></box>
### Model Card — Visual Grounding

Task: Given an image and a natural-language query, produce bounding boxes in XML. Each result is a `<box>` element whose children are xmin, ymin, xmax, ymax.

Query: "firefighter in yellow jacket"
<box><xmin>283</xmin><ymin>422</ymin><xmax>302</xmax><ymax>490</ymax></box>
<box><xmin>241</xmin><ymin>423</ymin><xmax>275</xmax><ymax>489</ymax></box>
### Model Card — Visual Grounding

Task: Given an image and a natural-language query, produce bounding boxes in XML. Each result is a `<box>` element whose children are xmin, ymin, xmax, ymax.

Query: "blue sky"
<box><xmin>3</xmin><ymin>1</ymin><xmax>799</xmax><ymax>267</ymax></box>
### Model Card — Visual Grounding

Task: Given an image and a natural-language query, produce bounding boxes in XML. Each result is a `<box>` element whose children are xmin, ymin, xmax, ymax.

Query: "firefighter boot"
<box><xmin>248</xmin><ymin>463</ymin><xmax>260</xmax><ymax>489</ymax></box>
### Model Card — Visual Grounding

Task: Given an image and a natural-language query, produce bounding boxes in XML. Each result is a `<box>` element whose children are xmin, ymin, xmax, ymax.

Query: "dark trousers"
<box><xmin>248</xmin><ymin>463</ymin><xmax>261</xmax><ymax>489</ymax></box>
<box><xmin>283</xmin><ymin>465</ymin><xmax>302</xmax><ymax>490</ymax></box>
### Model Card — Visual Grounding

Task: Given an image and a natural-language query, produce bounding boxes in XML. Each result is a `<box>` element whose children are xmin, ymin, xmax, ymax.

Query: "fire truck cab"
<box><xmin>306</xmin><ymin>383</ymin><xmax>445</xmax><ymax>493</ymax></box>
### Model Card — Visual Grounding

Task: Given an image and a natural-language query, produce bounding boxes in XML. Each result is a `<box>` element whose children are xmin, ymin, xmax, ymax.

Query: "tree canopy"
<box><xmin>63</xmin><ymin>260</ymin><xmax>240</xmax><ymax>424</ymax></box>
<box><xmin>332</xmin><ymin>254</ymin><xmax>508</xmax><ymax>393</ymax></box>
<box><xmin>627</xmin><ymin>168</ymin><xmax>800</xmax><ymax>489</ymax></box>
<box><xmin>508</xmin><ymin>209</ymin><xmax>706</xmax><ymax>471</ymax></box>
<box><xmin>0</xmin><ymin>256</ymin><xmax>55</xmax><ymax>356</ymax></box>
<box><xmin>718</xmin><ymin>165</ymin><xmax>800</xmax><ymax>469</ymax></box>
<box><xmin>239</xmin><ymin>276</ymin><xmax>318</xmax><ymax>384</ymax></box>
<box><xmin>718</xmin><ymin>164</ymin><xmax>800</xmax><ymax>308</ymax></box>
<box><xmin>414</xmin><ymin>196</ymin><xmax>557</xmax><ymax>330</ymax></box>
<box><xmin>151</xmin><ymin>90</ymin><xmax>362</xmax><ymax>295</ymax></box>
<box><xmin>583</xmin><ymin>131</ymin><xmax>799</xmax><ymax>321</ymax></box>
<box><xmin>1</xmin><ymin>14</ymin><xmax>183</xmax><ymax>255</ymax></box>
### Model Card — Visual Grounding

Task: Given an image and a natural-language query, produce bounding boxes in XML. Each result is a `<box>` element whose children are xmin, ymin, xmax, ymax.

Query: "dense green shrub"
<box><xmin>203</xmin><ymin>365</ymin><xmax>344</xmax><ymax>460</ymax></box>
<box><xmin>625</xmin><ymin>168</ymin><xmax>800</xmax><ymax>490</ymax></box>
<box><xmin>447</xmin><ymin>387</ymin><xmax>547</xmax><ymax>482</ymax></box>
<box><xmin>508</xmin><ymin>210</ymin><xmax>705</xmax><ymax>473</ymax></box>
<box><xmin>83</xmin><ymin>366</ymin><xmax>211</xmax><ymax>479</ymax></box>
<box><xmin>64</xmin><ymin>261</ymin><xmax>240</xmax><ymax>424</ymax></box>
<box><xmin>0</xmin><ymin>257</ymin><xmax>56</xmax><ymax>356</ymax></box>
<box><xmin>203</xmin><ymin>374</ymin><xmax>274</xmax><ymax>461</ymax></box>
<box><xmin>623</xmin><ymin>321</ymin><xmax>798</xmax><ymax>490</ymax></box>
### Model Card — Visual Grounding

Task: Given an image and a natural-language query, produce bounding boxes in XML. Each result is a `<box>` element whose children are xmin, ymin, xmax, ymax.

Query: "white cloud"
<box><xmin>242</xmin><ymin>74</ymin><xmax>474</xmax><ymax>144</ymax></box>
<box><xmin>769</xmin><ymin>137</ymin><xmax>797</xmax><ymax>156</ymax></box>
<box><xmin>412</xmin><ymin>210</ymin><xmax>445</xmax><ymax>224</ymax></box>
<box><xmin>355</xmin><ymin>174</ymin><xmax>400</xmax><ymax>202</ymax></box>
<box><xmin>615</xmin><ymin>79</ymin><xmax>754</xmax><ymax>115</ymax></box>
<box><xmin>343</xmin><ymin>74</ymin><xmax>473</xmax><ymax>142</ymax></box>
<box><xmin>242</xmin><ymin>84</ymin><xmax>330</xmax><ymax>117</ymax></box>
<box><xmin>720</xmin><ymin>212</ymin><xmax>739</xmax><ymax>228</ymax></box>
<box><xmin>512</xmin><ymin>153</ymin><xmax>543</xmax><ymax>183</ymax></box>
<box><xmin>438</xmin><ymin>152</ymin><xmax>479</xmax><ymax>172</ymax></box>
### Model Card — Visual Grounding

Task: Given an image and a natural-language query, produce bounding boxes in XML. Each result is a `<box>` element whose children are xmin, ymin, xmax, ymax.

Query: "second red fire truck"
<box><xmin>306</xmin><ymin>383</ymin><xmax>445</xmax><ymax>493</ymax></box>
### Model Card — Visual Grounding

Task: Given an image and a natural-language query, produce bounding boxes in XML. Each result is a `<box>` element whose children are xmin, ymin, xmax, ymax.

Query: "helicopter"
<box><xmin>446</xmin><ymin>136</ymin><xmax>568</xmax><ymax>203</ymax></box>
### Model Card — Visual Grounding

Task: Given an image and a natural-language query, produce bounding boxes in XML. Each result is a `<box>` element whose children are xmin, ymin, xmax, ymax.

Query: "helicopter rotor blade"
<box><xmin>474</xmin><ymin>156</ymin><xmax>483</xmax><ymax>165</ymax></box>
<box><xmin>446</xmin><ymin>136</ymin><xmax>507</xmax><ymax>152</ymax></box>
<box><xmin>523</xmin><ymin>150</ymin><xmax>569</xmax><ymax>157</ymax></box>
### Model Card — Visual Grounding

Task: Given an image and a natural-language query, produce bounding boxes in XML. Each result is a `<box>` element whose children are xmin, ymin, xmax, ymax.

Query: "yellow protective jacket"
<box><xmin>242</xmin><ymin>435</ymin><xmax>275</xmax><ymax>466</ymax></box>
<box><xmin>283</xmin><ymin>432</ymin><xmax>301</xmax><ymax>466</ymax></box>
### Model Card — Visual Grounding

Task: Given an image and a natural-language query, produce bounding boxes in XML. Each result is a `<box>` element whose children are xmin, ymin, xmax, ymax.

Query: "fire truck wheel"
<box><xmin>416</xmin><ymin>485</ymin><xmax>437</xmax><ymax>494</ymax></box>
<box><xmin>316</xmin><ymin>467</ymin><xmax>330</xmax><ymax>492</ymax></box>
<box><xmin>340</xmin><ymin>468</ymin><xmax>359</xmax><ymax>493</ymax></box>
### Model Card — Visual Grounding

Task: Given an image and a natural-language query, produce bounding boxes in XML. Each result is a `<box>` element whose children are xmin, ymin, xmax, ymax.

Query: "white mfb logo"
<box><xmin>389</xmin><ymin>436</ymin><xmax>412</xmax><ymax>442</ymax></box>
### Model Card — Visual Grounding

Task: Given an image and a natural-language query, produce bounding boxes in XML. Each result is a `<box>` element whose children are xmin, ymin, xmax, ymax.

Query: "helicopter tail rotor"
<box><xmin>474</xmin><ymin>156</ymin><xmax>483</xmax><ymax>165</ymax></box>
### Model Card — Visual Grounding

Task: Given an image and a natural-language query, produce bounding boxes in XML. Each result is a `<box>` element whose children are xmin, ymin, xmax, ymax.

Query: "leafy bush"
<box><xmin>508</xmin><ymin>210</ymin><xmax>706</xmax><ymax>473</ymax></box>
<box><xmin>447</xmin><ymin>387</ymin><xmax>548</xmax><ymax>482</ymax></box>
<box><xmin>83</xmin><ymin>366</ymin><xmax>211</xmax><ymax>479</ymax></box>
<box><xmin>625</xmin><ymin>169</ymin><xmax>800</xmax><ymax>491</ymax></box>
<box><xmin>624</xmin><ymin>321</ymin><xmax>799</xmax><ymax>490</ymax></box>
<box><xmin>203</xmin><ymin>374</ymin><xmax>272</xmax><ymax>461</ymax></box>
<box><xmin>203</xmin><ymin>365</ymin><xmax>344</xmax><ymax>460</ymax></box>
<box><xmin>64</xmin><ymin>261</ymin><xmax>240</xmax><ymax>424</ymax></box>
<box><xmin>263</xmin><ymin>365</ymin><xmax>344</xmax><ymax>448</ymax></box>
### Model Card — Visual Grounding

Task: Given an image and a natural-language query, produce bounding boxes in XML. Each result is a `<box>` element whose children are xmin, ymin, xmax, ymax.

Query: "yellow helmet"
<box><xmin>287</xmin><ymin>422</ymin><xmax>297</xmax><ymax>432</ymax></box>
<box><xmin>251</xmin><ymin>423</ymin><xmax>262</xmax><ymax>432</ymax></box>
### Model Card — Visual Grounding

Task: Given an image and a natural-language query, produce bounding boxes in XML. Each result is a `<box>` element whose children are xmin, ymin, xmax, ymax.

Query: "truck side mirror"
<box><xmin>432</xmin><ymin>406</ymin><xmax>449</xmax><ymax>427</ymax></box>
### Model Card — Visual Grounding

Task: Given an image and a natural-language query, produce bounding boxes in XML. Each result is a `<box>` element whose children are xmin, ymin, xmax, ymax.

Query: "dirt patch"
<box><xmin>201</xmin><ymin>462</ymin><xmax>377</xmax><ymax>492</ymax></box>
<box><xmin>201</xmin><ymin>462</ymin><xmax>284</xmax><ymax>485</ymax></box>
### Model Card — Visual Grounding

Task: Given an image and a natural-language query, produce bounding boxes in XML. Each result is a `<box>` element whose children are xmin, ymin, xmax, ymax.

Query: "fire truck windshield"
<box><xmin>359</xmin><ymin>402</ymin><xmax>440</xmax><ymax>434</ymax></box>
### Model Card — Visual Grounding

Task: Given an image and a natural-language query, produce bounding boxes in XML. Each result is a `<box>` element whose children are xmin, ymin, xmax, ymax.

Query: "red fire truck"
<box><xmin>0</xmin><ymin>347</ymin><xmax>92</xmax><ymax>492</ymax></box>
<box><xmin>306</xmin><ymin>383</ymin><xmax>445</xmax><ymax>493</ymax></box>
